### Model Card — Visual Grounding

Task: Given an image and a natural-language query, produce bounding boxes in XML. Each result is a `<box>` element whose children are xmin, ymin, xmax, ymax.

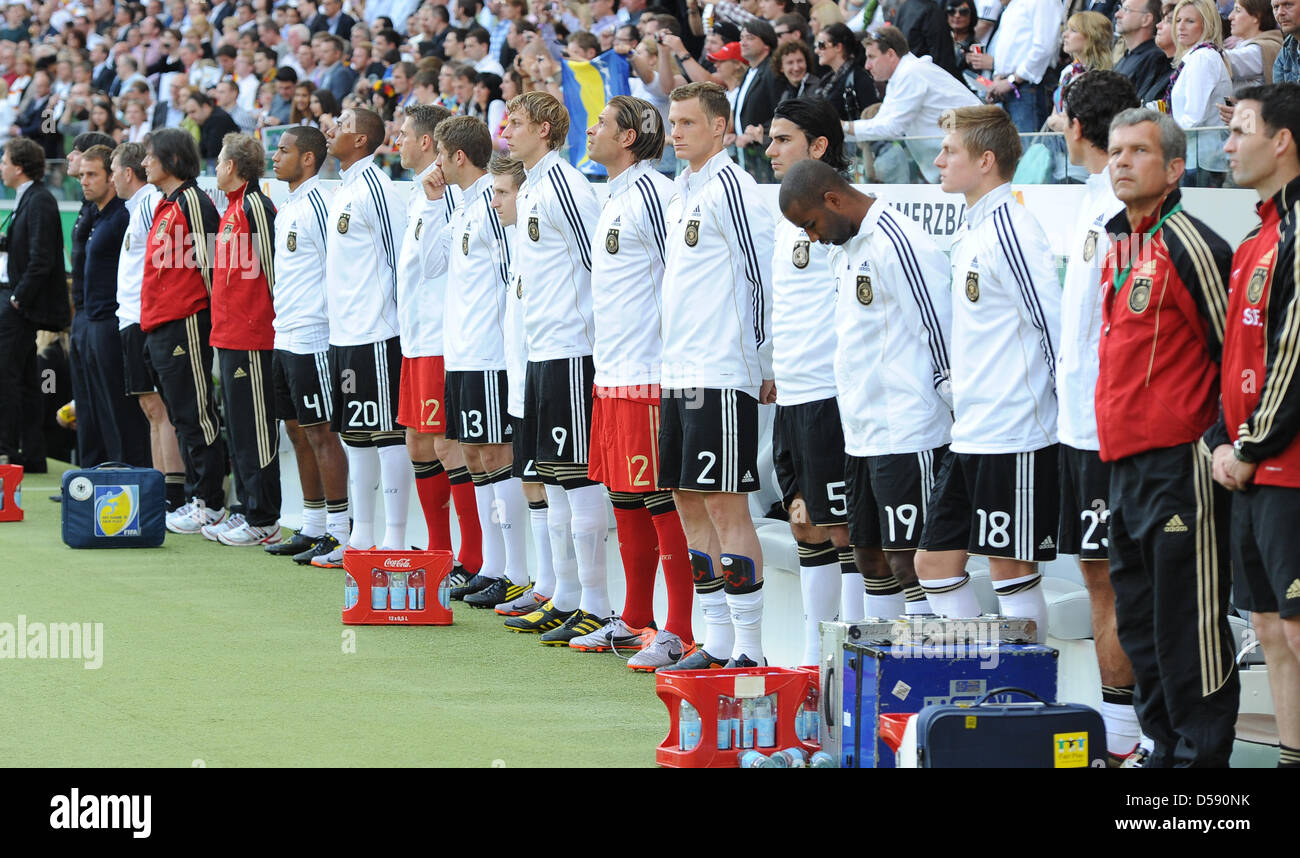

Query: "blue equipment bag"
<box><xmin>915</xmin><ymin>687</ymin><xmax>1107</xmax><ymax>768</ymax></box>
<box><xmin>61</xmin><ymin>462</ymin><xmax>166</xmax><ymax>548</ymax></box>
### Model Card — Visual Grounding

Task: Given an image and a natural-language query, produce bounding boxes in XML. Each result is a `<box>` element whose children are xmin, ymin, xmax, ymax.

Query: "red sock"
<box><xmin>447</xmin><ymin>466</ymin><xmax>481</xmax><ymax>573</ymax></box>
<box><xmin>413</xmin><ymin>461</ymin><xmax>452</xmax><ymax>553</ymax></box>
<box><xmin>650</xmin><ymin>506</ymin><xmax>695</xmax><ymax>645</ymax></box>
<box><xmin>612</xmin><ymin>501</ymin><xmax>659</xmax><ymax>629</ymax></box>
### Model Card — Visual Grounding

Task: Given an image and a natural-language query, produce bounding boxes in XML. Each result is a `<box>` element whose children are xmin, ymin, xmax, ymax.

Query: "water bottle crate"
<box><xmin>341</xmin><ymin>549</ymin><xmax>454</xmax><ymax>626</ymax></box>
<box><xmin>796</xmin><ymin>665</ymin><xmax>820</xmax><ymax>749</ymax></box>
<box><xmin>0</xmin><ymin>464</ymin><xmax>24</xmax><ymax>522</ymax></box>
<box><xmin>655</xmin><ymin>666</ymin><xmax>818</xmax><ymax>768</ymax></box>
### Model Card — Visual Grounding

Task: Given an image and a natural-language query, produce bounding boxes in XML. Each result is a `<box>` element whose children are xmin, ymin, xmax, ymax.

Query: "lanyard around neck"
<box><xmin>1114</xmin><ymin>203</ymin><xmax>1182</xmax><ymax>293</ymax></box>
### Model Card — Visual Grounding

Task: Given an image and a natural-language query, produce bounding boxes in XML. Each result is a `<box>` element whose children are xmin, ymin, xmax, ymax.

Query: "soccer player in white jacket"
<box><xmin>658</xmin><ymin>82</ymin><xmax>776</xmax><ymax>670</ymax></box>
<box><xmin>917</xmin><ymin>105</ymin><xmax>1061</xmax><ymax>640</ymax></box>
<box><xmin>500</xmin><ymin>91</ymin><xmax>612</xmax><ymax>646</ymax></box>
<box><xmin>319</xmin><ymin>108</ymin><xmax>410</xmax><ymax>561</ymax></box>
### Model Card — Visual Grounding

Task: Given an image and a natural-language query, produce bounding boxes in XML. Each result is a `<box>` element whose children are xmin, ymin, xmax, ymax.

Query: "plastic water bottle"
<box><xmin>716</xmin><ymin>696</ymin><xmax>732</xmax><ymax>750</ymax></box>
<box><xmin>410</xmin><ymin>568</ymin><xmax>426</xmax><ymax>610</ymax></box>
<box><xmin>679</xmin><ymin>701</ymin><xmax>701</xmax><ymax>751</ymax></box>
<box><xmin>771</xmin><ymin>747</ymin><xmax>809</xmax><ymax>768</ymax></box>
<box><xmin>371</xmin><ymin>568</ymin><xmax>388</xmax><ymax>610</ymax></box>
<box><xmin>437</xmin><ymin>573</ymin><xmax>452</xmax><ymax>609</ymax></box>
<box><xmin>736</xmin><ymin>698</ymin><xmax>756</xmax><ymax>749</ymax></box>
<box><xmin>344</xmin><ymin>573</ymin><xmax>359</xmax><ymax>610</ymax></box>
<box><xmin>810</xmin><ymin>751</ymin><xmax>836</xmax><ymax>768</ymax></box>
<box><xmin>389</xmin><ymin>570</ymin><xmax>408</xmax><ymax>610</ymax></box>
<box><xmin>738</xmin><ymin>750</ymin><xmax>775</xmax><ymax>768</ymax></box>
<box><xmin>755</xmin><ymin>694</ymin><xmax>777</xmax><ymax>747</ymax></box>
<box><xmin>797</xmin><ymin>683</ymin><xmax>820</xmax><ymax>742</ymax></box>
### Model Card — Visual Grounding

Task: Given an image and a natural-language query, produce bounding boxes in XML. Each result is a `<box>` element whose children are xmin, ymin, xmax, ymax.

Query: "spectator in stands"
<box><xmin>1169</xmin><ymin>0</ymin><xmax>1232</xmax><ymax>182</ymax></box>
<box><xmin>452</xmin><ymin>64</ymin><xmax>477</xmax><ymax>113</ymax></box>
<box><xmin>263</xmin><ymin>67</ymin><xmax>297</xmax><ymax>125</ymax></box>
<box><xmin>1046</xmin><ymin>11</ymin><xmax>1115</xmax><ymax>131</ymax></box>
<box><xmin>1275</xmin><ymin>0</ymin><xmax>1299</xmax><ymax>82</ymax></box>
<box><xmin>708</xmin><ymin>39</ymin><xmax>751</xmax><ymax>98</ymax></box>
<box><xmin>809</xmin><ymin>0</ymin><xmax>846</xmax><ymax>36</ymax></box>
<box><xmin>893</xmin><ymin>0</ymin><xmax>960</xmax><ymax>79</ymax></box>
<box><xmin>317</xmin><ymin>0</ymin><xmax>356</xmax><ymax>39</ymax></box>
<box><xmin>946</xmin><ymin>0</ymin><xmax>979</xmax><ymax>80</ymax></box>
<box><xmin>291</xmin><ymin>80</ymin><xmax>317</xmax><ymax>126</ymax></box>
<box><xmin>847</xmin><ymin>25</ymin><xmax>980</xmax><ymax>181</ymax></box>
<box><xmin>184</xmin><ymin>89</ymin><xmax>241</xmax><ymax>159</ymax></box>
<box><xmin>124</xmin><ymin>98</ymin><xmax>151</xmax><ymax>143</ymax></box>
<box><xmin>773</xmin><ymin>12</ymin><xmax>812</xmax><ymax>44</ymax></box>
<box><xmin>11</xmin><ymin>69</ymin><xmax>62</xmax><ymax>161</ymax></box>
<box><xmin>309</xmin><ymin>87</ymin><xmax>341</xmax><ymax>132</ymax></box>
<box><xmin>412</xmin><ymin>68</ymin><xmax>440</xmax><ymax>104</ymax></box>
<box><xmin>88</xmin><ymin>96</ymin><xmax>125</xmax><ymax>142</ymax></box>
<box><xmin>966</xmin><ymin>0</ymin><xmax>1063</xmax><ymax>133</ymax></box>
<box><xmin>316</xmin><ymin>33</ymin><xmax>358</xmax><ymax>100</ymax></box>
<box><xmin>732</xmin><ymin>19</ymin><xmax>782</xmax><ymax>181</ymax></box>
<box><xmin>215</xmin><ymin>78</ymin><xmax>258</xmax><ymax>131</ymax></box>
<box><xmin>1224</xmin><ymin>0</ymin><xmax>1282</xmax><ymax>85</ymax></box>
<box><xmin>1155</xmin><ymin>0</ymin><xmax>1177</xmax><ymax>58</ymax></box>
<box><xmin>1114</xmin><ymin>0</ymin><xmax>1174</xmax><ymax>102</ymax></box>
<box><xmin>465</xmin><ymin>26</ymin><xmax>505</xmax><ymax>74</ymax></box>
<box><xmin>469</xmin><ymin>70</ymin><xmax>507</xmax><ymax>134</ymax></box>
<box><xmin>772</xmin><ymin>39</ymin><xmax>823</xmax><ymax>100</ymax></box>
<box><xmin>815</xmin><ymin>22</ymin><xmax>877</xmax><ymax>123</ymax></box>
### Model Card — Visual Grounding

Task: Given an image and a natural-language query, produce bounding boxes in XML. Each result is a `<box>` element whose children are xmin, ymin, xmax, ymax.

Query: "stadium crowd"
<box><xmin>0</xmin><ymin>0</ymin><xmax>1298</xmax><ymax>771</ymax></box>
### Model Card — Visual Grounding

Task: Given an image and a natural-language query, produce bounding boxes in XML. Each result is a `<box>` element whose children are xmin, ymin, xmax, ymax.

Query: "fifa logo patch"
<box><xmin>337</xmin><ymin>212</ymin><xmax>350</xmax><ymax>234</ymax></box>
<box><xmin>286</xmin><ymin>229</ymin><xmax>297</xmax><ymax>252</ymax></box>
<box><xmin>792</xmin><ymin>239</ymin><xmax>810</xmax><ymax>269</ymax></box>
<box><xmin>1248</xmin><ymin>266</ymin><xmax>1268</xmax><ymax>304</ymax></box>
<box><xmin>527</xmin><ymin>216</ymin><xmax>539</xmax><ymax>241</ymax></box>
<box><xmin>1082</xmin><ymin>230</ymin><xmax>1098</xmax><ymax>262</ymax></box>
<box><xmin>94</xmin><ymin>485</ymin><xmax>140</xmax><ymax>538</ymax></box>
<box><xmin>965</xmin><ymin>270</ymin><xmax>979</xmax><ymax>302</ymax></box>
<box><xmin>1129</xmin><ymin>276</ymin><xmax>1153</xmax><ymax>313</ymax></box>
<box><xmin>684</xmin><ymin>219</ymin><xmax>700</xmax><ymax>247</ymax></box>
<box><xmin>414</xmin><ymin>217</ymin><xmax>423</xmax><ymax>240</ymax></box>
<box><xmin>605</xmin><ymin>228</ymin><xmax>619</xmax><ymax>254</ymax></box>
<box><xmin>856</xmin><ymin>274</ymin><xmax>873</xmax><ymax>305</ymax></box>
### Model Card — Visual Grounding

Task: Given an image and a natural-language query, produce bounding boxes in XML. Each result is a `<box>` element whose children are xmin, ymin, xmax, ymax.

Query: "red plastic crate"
<box><xmin>655</xmin><ymin>666</ymin><xmax>815</xmax><ymax>768</ymax></box>
<box><xmin>796</xmin><ymin>664</ymin><xmax>821</xmax><ymax>752</ymax></box>
<box><xmin>342</xmin><ymin>549</ymin><xmax>454</xmax><ymax>626</ymax></box>
<box><xmin>0</xmin><ymin>464</ymin><xmax>23</xmax><ymax>522</ymax></box>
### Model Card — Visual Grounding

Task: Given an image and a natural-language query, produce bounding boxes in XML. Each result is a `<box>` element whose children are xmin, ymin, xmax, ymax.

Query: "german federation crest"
<box><xmin>462</xmin><ymin>232</ymin><xmax>470</xmax><ymax>255</ymax></box>
<box><xmin>337</xmin><ymin>212</ymin><xmax>350</xmax><ymax>234</ymax></box>
<box><xmin>605</xmin><ymin>228</ymin><xmax>619</xmax><ymax>255</ymax></box>
<box><xmin>415</xmin><ymin>217</ymin><xmax>423</xmax><ymax>240</ymax></box>
<box><xmin>516</xmin><ymin>277</ymin><xmax>523</xmax><ymax>299</ymax></box>
<box><xmin>1129</xmin><ymin>276</ymin><xmax>1152</xmax><ymax>313</ymax></box>
<box><xmin>685</xmin><ymin>219</ymin><xmax>700</xmax><ymax>247</ymax></box>
<box><xmin>219</xmin><ymin>222</ymin><xmax>234</xmax><ymax>244</ymax></box>
<box><xmin>792</xmin><ymin>240</ymin><xmax>810</xmax><ymax>269</ymax></box>
<box><xmin>527</xmin><ymin>216</ymin><xmax>539</xmax><ymax>241</ymax></box>
<box><xmin>154</xmin><ymin>216</ymin><xmax>170</xmax><ymax>241</ymax></box>
<box><xmin>965</xmin><ymin>271</ymin><xmax>980</xmax><ymax>302</ymax></box>
<box><xmin>1248</xmin><ymin>267</ymin><xmax>1268</xmax><ymax>304</ymax></box>
<box><xmin>286</xmin><ymin>230</ymin><xmax>297</xmax><ymax>252</ymax></box>
<box><xmin>124</xmin><ymin>233</ymin><xmax>131</xmax><ymax>251</ymax></box>
<box><xmin>1082</xmin><ymin>230</ymin><xmax>1098</xmax><ymax>262</ymax></box>
<box><xmin>856</xmin><ymin>275</ymin><xmax>873</xmax><ymax>305</ymax></box>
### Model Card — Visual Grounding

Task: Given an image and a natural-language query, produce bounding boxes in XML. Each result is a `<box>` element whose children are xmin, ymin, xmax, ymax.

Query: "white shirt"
<box><xmin>772</xmin><ymin>217</ymin><xmax>837</xmax><ymax>405</ymax></box>
<box><xmin>591</xmin><ymin>161</ymin><xmax>674</xmax><ymax>390</ymax></box>
<box><xmin>989</xmin><ymin>0</ymin><xmax>1064</xmax><ymax>85</ymax></box>
<box><xmin>273</xmin><ymin>175</ymin><xmax>334</xmax><ymax>353</ymax></box>
<box><xmin>516</xmin><ymin>149</ymin><xmax>603</xmax><ymax>361</ymax></box>
<box><xmin>845</xmin><ymin>53</ymin><xmax>981</xmax><ymax>183</ymax></box>
<box><xmin>396</xmin><ymin>163</ymin><xmax>458</xmax><ymax>358</ymax></box>
<box><xmin>946</xmin><ymin>183</ymin><xmax>1060</xmax><ymax>454</ymax></box>
<box><xmin>661</xmin><ymin>150</ymin><xmax>774</xmax><ymax>395</ymax></box>
<box><xmin>829</xmin><ymin>200</ymin><xmax>954</xmax><ymax>456</ymax></box>
<box><xmin>474</xmin><ymin>56</ymin><xmax>506</xmax><ymax>76</ymax></box>
<box><xmin>324</xmin><ymin>154</ymin><xmax>407</xmax><ymax>346</ymax></box>
<box><xmin>1171</xmin><ymin>45</ymin><xmax>1233</xmax><ymax>129</ymax></box>
<box><xmin>1225</xmin><ymin>41</ymin><xmax>1265</xmax><ymax>87</ymax></box>
<box><xmin>115</xmin><ymin>183</ymin><xmax>162</xmax><ymax>330</ymax></box>
<box><xmin>1056</xmin><ymin>169</ymin><xmax>1123</xmax><ymax>451</ymax></box>
<box><xmin>505</xmin><ymin>259</ymin><xmax>526</xmax><ymax>417</ymax></box>
<box><xmin>430</xmin><ymin>173</ymin><xmax>511</xmax><ymax>370</ymax></box>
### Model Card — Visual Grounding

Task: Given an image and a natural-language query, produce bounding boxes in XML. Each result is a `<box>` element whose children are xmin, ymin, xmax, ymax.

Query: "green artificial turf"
<box><xmin>0</xmin><ymin>463</ymin><xmax>667</xmax><ymax>767</ymax></box>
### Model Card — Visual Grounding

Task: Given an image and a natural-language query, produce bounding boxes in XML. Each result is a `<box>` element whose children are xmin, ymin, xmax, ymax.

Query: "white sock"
<box><xmin>1101</xmin><ymin>700</ymin><xmax>1142</xmax><ymax>755</ymax></box>
<box><xmin>529</xmin><ymin>503</ymin><xmax>554</xmax><ymax>597</ymax></box>
<box><xmin>841</xmin><ymin>572</ymin><xmax>866</xmax><ymax>622</ymax></box>
<box><xmin>903</xmin><ymin>583</ymin><xmax>932</xmax><ymax>615</ymax></box>
<box><xmin>493</xmin><ymin>477</ymin><xmax>530</xmax><ymax>587</ymax></box>
<box><xmin>344</xmin><ymin>444</ymin><xmax>379</xmax><ymax>550</ymax></box>
<box><xmin>544</xmin><ymin>484</ymin><xmax>580</xmax><ymax>611</ymax></box>
<box><xmin>567</xmin><ymin>483</ymin><xmax>611</xmax><ymax>619</ymax></box>
<box><xmin>726</xmin><ymin>585</ymin><xmax>764</xmax><ymax>664</ymax></box>
<box><xmin>865</xmin><ymin>592</ymin><xmax>906</xmax><ymax>618</ymax></box>
<box><xmin>698</xmin><ymin>587</ymin><xmax>733</xmax><ymax>660</ymax></box>
<box><xmin>993</xmin><ymin>573</ymin><xmax>1048</xmax><ymax>642</ymax></box>
<box><xmin>377</xmin><ymin>444</ymin><xmax>411</xmax><ymax>550</ymax></box>
<box><xmin>326</xmin><ymin>509</ymin><xmax>350</xmax><ymax>545</ymax></box>
<box><xmin>473</xmin><ymin>478</ymin><xmax>505</xmax><ymax>579</ymax></box>
<box><xmin>800</xmin><ymin>562</ymin><xmax>840</xmax><ymax>666</ymax></box>
<box><xmin>921</xmin><ymin>575</ymin><xmax>981</xmax><ymax>619</ymax></box>
<box><xmin>300</xmin><ymin>505</ymin><xmax>326</xmax><ymax>538</ymax></box>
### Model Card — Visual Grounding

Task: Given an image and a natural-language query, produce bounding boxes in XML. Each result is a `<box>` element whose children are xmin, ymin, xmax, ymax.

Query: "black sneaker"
<box><xmin>539</xmin><ymin>609</ymin><xmax>605</xmax><ymax>647</ymax></box>
<box><xmin>446</xmin><ymin>564</ymin><xmax>475</xmax><ymax>589</ymax></box>
<box><xmin>265</xmin><ymin>531</ymin><xmax>319</xmax><ymax>556</ymax></box>
<box><xmin>293</xmin><ymin>533</ymin><xmax>341</xmax><ymax>565</ymax></box>
<box><xmin>450</xmin><ymin>572</ymin><xmax>499</xmax><ymax>601</ymax></box>
<box><xmin>463</xmin><ymin>577</ymin><xmax>514</xmax><ymax>608</ymax></box>
<box><xmin>725</xmin><ymin>653</ymin><xmax>767</xmax><ymax>668</ymax></box>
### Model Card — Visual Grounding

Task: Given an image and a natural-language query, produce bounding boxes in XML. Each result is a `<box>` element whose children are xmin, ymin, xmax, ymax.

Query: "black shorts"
<box><xmin>522</xmin><ymin>356</ymin><xmax>594</xmax><ymax>464</ymax></box>
<box><xmin>1231</xmin><ymin>485</ymin><xmax>1300</xmax><ymax>619</ymax></box>
<box><xmin>327</xmin><ymin>337</ymin><xmax>401</xmax><ymax>433</ymax></box>
<box><xmin>444</xmin><ymin>369</ymin><xmax>512</xmax><ymax>444</ymax></box>
<box><xmin>846</xmin><ymin>446</ymin><xmax>946</xmax><ymax>550</ymax></box>
<box><xmin>657</xmin><ymin>387</ymin><xmax>760</xmax><ymax>493</ymax></box>
<box><xmin>919</xmin><ymin>446</ymin><xmax>1060</xmax><ymax>561</ymax></box>
<box><xmin>120</xmin><ymin>322</ymin><xmax>155</xmax><ymax>395</ymax></box>
<box><xmin>772</xmin><ymin>398</ymin><xmax>847</xmax><ymax>526</ymax></box>
<box><xmin>1058</xmin><ymin>444</ymin><xmax>1111</xmax><ymax>560</ymax></box>
<box><xmin>510</xmin><ymin>415</ymin><xmax>540</xmax><ymax>483</ymax></box>
<box><xmin>273</xmin><ymin>349</ymin><xmax>333</xmax><ymax>427</ymax></box>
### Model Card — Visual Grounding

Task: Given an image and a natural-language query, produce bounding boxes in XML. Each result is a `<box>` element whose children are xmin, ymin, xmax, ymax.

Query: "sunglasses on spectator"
<box><xmin>947</xmin><ymin>7</ymin><xmax>971</xmax><ymax>15</ymax></box>
<box><xmin>814</xmin><ymin>40</ymin><xmax>830</xmax><ymax>49</ymax></box>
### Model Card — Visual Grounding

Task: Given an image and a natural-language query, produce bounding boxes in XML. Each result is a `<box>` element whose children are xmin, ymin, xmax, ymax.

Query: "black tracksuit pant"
<box><xmin>217</xmin><ymin>348</ymin><xmax>280</xmax><ymax>527</ymax></box>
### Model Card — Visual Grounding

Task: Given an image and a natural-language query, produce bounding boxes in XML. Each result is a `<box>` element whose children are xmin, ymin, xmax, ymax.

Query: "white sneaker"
<box><xmin>167</xmin><ymin>500</ymin><xmax>227</xmax><ymax>535</ymax></box>
<box><xmin>218</xmin><ymin>520</ymin><xmax>282</xmax><ymax>546</ymax></box>
<box><xmin>627</xmin><ymin>630</ymin><xmax>687</xmax><ymax>672</ymax></box>
<box><xmin>569</xmin><ymin>617</ymin><xmax>657</xmax><ymax>652</ymax></box>
<box><xmin>201</xmin><ymin>513</ymin><xmax>244</xmax><ymax>542</ymax></box>
<box><xmin>165</xmin><ymin>500</ymin><xmax>196</xmax><ymax>533</ymax></box>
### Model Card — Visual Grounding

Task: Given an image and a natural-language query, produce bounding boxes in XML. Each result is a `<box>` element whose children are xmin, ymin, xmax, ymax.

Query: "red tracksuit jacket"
<box><xmin>1096</xmin><ymin>190</ymin><xmax>1233</xmax><ymax>462</ymax></box>
<box><xmin>210</xmin><ymin>181</ymin><xmax>277</xmax><ymax>351</ymax></box>
<box><xmin>141</xmin><ymin>180</ymin><xmax>220</xmax><ymax>332</ymax></box>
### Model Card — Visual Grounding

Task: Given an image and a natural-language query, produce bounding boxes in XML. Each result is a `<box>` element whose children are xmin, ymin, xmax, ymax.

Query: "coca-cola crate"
<box><xmin>341</xmin><ymin>548</ymin><xmax>454</xmax><ymax>626</ymax></box>
<box><xmin>655</xmin><ymin>666</ymin><xmax>815</xmax><ymax>768</ymax></box>
<box><xmin>0</xmin><ymin>464</ymin><xmax>23</xmax><ymax>522</ymax></box>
